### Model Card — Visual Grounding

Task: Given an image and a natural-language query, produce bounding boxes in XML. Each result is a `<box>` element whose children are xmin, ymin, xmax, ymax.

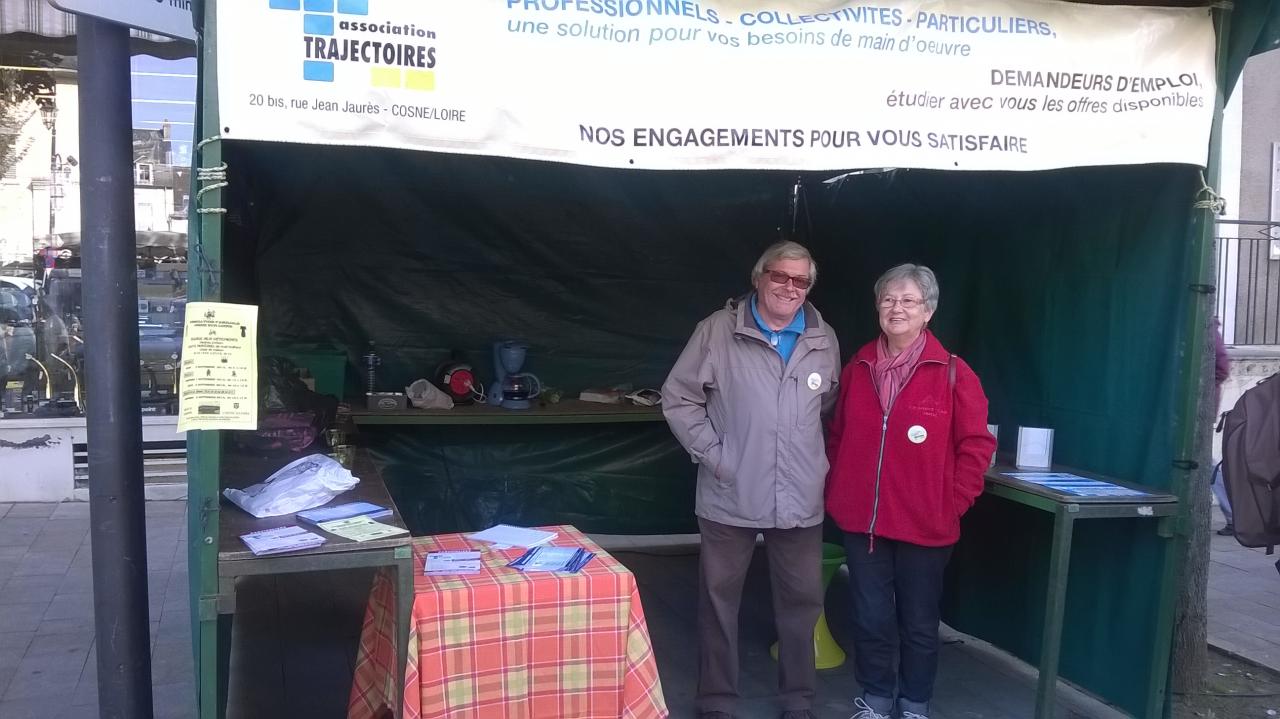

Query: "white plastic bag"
<box><xmin>406</xmin><ymin>378</ymin><xmax>454</xmax><ymax>409</ymax></box>
<box><xmin>223</xmin><ymin>453</ymin><xmax>359</xmax><ymax>518</ymax></box>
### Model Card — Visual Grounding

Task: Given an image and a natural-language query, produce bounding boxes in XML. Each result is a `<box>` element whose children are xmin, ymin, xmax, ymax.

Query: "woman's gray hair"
<box><xmin>874</xmin><ymin>263</ymin><xmax>939</xmax><ymax>312</ymax></box>
<box><xmin>751</xmin><ymin>241</ymin><xmax>818</xmax><ymax>288</ymax></box>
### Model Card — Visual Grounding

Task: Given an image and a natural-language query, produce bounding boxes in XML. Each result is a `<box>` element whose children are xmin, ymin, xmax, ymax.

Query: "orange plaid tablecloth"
<box><xmin>348</xmin><ymin>525</ymin><xmax>668</xmax><ymax>719</ymax></box>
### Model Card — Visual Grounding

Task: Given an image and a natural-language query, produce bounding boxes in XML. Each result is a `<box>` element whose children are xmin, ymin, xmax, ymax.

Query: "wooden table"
<box><xmin>349</xmin><ymin>399</ymin><xmax>665</xmax><ymax>425</ymax></box>
<box><xmin>217</xmin><ymin>450</ymin><xmax>415</xmax><ymax>718</ymax></box>
<box><xmin>983</xmin><ymin>465</ymin><xmax>1179</xmax><ymax>719</ymax></box>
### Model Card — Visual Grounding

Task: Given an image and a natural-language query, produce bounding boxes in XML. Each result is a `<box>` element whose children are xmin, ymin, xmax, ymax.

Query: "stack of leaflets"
<box><xmin>240</xmin><ymin>526</ymin><xmax>326</xmax><ymax>556</ymax></box>
<box><xmin>296</xmin><ymin>501</ymin><xmax>392</xmax><ymax>525</ymax></box>
<box><xmin>316</xmin><ymin>515</ymin><xmax>408</xmax><ymax>542</ymax></box>
<box><xmin>425</xmin><ymin>551</ymin><xmax>483</xmax><ymax>575</ymax></box>
<box><xmin>1007</xmin><ymin>472</ymin><xmax>1149</xmax><ymax>498</ymax></box>
<box><xmin>508</xmin><ymin>546</ymin><xmax>594</xmax><ymax>573</ymax></box>
<box><xmin>466</xmin><ymin>524</ymin><xmax>557</xmax><ymax>548</ymax></box>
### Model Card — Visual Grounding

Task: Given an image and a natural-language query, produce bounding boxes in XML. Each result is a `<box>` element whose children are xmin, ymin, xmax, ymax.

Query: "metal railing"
<box><xmin>1216</xmin><ymin>221</ymin><xmax>1280</xmax><ymax>346</ymax></box>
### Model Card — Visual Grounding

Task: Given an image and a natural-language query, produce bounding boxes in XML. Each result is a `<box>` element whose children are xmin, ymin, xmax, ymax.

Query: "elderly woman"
<box><xmin>825</xmin><ymin>264</ymin><xmax>996</xmax><ymax>719</ymax></box>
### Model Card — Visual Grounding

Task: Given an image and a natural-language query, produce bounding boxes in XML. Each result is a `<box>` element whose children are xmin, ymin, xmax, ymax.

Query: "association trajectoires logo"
<box><xmin>269</xmin><ymin>0</ymin><xmax>439</xmax><ymax>91</ymax></box>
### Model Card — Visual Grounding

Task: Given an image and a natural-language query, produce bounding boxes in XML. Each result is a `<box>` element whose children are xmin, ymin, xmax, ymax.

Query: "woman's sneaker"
<box><xmin>897</xmin><ymin>696</ymin><xmax>931</xmax><ymax>719</ymax></box>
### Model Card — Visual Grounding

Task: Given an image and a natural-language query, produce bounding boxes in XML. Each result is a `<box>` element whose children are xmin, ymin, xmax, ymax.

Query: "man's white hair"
<box><xmin>751</xmin><ymin>241</ymin><xmax>817</xmax><ymax>288</ymax></box>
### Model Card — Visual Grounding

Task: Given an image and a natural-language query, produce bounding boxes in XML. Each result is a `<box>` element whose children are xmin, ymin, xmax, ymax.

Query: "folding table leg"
<box><xmin>216</xmin><ymin>611</ymin><xmax>233</xmax><ymax>719</ymax></box>
<box><xmin>1035</xmin><ymin>508</ymin><xmax>1076</xmax><ymax>719</ymax></box>
<box><xmin>395</xmin><ymin>553</ymin><xmax>414</xmax><ymax>719</ymax></box>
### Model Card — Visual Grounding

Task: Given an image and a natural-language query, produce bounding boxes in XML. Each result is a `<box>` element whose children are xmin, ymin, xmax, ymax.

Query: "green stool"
<box><xmin>771</xmin><ymin>542</ymin><xmax>847</xmax><ymax>669</ymax></box>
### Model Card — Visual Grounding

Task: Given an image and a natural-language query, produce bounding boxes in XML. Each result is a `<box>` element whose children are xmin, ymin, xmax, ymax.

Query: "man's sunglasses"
<box><xmin>764</xmin><ymin>270</ymin><xmax>812</xmax><ymax>290</ymax></box>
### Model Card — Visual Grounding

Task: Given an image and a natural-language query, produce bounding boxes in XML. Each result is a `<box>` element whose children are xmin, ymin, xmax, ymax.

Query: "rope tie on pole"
<box><xmin>195</xmin><ymin>161</ymin><xmax>228</xmax><ymax>215</ymax></box>
<box><xmin>195</xmin><ymin>135</ymin><xmax>221</xmax><ymax>152</ymax></box>
<box><xmin>1193</xmin><ymin>171</ymin><xmax>1226</xmax><ymax>215</ymax></box>
<box><xmin>192</xmin><ymin>137</ymin><xmax>226</xmax><ymax>293</ymax></box>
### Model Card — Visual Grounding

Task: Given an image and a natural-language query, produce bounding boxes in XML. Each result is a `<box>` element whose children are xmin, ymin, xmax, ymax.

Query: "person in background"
<box><xmin>824</xmin><ymin>264</ymin><xmax>996</xmax><ymax>719</ymax></box>
<box><xmin>1212</xmin><ymin>317</ymin><xmax>1234</xmax><ymax>535</ymax></box>
<box><xmin>663</xmin><ymin>240</ymin><xmax>841</xmax><ymax>719</ymax></box>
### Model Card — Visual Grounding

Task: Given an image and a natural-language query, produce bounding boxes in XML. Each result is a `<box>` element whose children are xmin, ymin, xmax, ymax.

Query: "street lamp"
<box><xmin>27</xmin><ymin>93</ymin><xmax>57</xmax><ymax>407</ymax></box>
<box><xmin>38</xmin><ymin>100</ymin><xmax>55</xmax><ymax>131</ymax></box>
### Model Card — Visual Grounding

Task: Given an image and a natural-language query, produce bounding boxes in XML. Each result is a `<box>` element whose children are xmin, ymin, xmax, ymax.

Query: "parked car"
<box><xmin>0</xmin><ymin>277</ymin><xmax>35</xmax><ymax>326</ymax></box>
<box><xmin>0</xmin><ymin>324</ymin><xmax>36</xmax><ymax>383</ymax></box>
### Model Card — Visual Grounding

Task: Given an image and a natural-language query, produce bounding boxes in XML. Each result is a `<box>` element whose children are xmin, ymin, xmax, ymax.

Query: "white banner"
<box><xmin>216</xmin><ymin>0</ymin><xmax>1216</xmax><ymax>171</ymax></box>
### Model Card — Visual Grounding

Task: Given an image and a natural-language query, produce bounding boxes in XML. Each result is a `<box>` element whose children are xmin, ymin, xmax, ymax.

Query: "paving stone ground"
<box><xmin>0</xmin><ymin>501</ymin><xmax>1272</xmax><ymax>718</ymax></box>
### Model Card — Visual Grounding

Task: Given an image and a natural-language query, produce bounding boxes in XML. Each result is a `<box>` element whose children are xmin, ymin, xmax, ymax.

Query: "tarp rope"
<box><xmin>191</xmin><ymin>135</ymin><xmax>225</xmax><ymax>295</ymax></box>
<box><xmin>1193</xmin><ymin>170</ymin><xmax>1227</xmax><ymax>215</ymax></box>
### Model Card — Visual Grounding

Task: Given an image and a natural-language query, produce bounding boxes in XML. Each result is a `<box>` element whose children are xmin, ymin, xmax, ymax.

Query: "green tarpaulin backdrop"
<box><xmin>215</xmin><ymin>142</ymin><xmax>1197</xmax><ymax>716</ymax></box>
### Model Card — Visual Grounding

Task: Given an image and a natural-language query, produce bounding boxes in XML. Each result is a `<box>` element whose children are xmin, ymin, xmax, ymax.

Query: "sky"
<box><xmin>129</xmin><ymin>55</ymin><xmax>197</xmax><ymax>166</ymax></box>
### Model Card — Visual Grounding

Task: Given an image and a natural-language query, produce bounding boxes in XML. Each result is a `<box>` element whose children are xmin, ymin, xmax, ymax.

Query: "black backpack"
<box><xmin>1220</xmin><ymin>372</ymin><xmax>1280</xmax><ymax>556</ymax></box>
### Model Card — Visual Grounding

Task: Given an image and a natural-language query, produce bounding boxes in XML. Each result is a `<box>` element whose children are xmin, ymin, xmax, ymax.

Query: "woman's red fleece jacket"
<box><xmin>825</xmin><ymin>332</ymin><xmax>997</xmax><ymax>547</ymax></box>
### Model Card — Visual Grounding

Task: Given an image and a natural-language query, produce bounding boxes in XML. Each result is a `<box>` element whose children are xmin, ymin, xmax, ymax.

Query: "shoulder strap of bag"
<box><xmin>948</xmin><ymin>354</ymin><xmax>957</xmax><ymax>427</ymax></box>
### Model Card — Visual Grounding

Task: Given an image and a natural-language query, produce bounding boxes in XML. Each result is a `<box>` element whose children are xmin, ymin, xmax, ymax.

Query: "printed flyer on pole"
<box><xmin>178</xmin><ymin>302</ymin><xmax>259</xmax><ymax>432</ymax></box>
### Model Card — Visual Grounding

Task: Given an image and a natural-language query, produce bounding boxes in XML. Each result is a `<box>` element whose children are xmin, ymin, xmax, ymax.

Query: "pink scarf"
<box><xmin>872</xmin><ymin>331</ymin><xmax>928</xmax><ymax>414</ymax></box>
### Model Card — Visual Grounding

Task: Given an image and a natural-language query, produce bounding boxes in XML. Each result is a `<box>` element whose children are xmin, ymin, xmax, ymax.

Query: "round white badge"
<box><xmin>907</xmin><ymin>425</ymin><xmax>928</xmax><ymax>444</ymax></box>
<box><xmin>806</xmin><ymin>372</ymin><xmax>822</xmax><ymax>391</ymax></box>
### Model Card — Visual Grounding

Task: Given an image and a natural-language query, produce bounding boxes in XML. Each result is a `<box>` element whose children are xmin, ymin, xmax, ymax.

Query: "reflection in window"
<box><xmin>1</xmin><ymin>55</ymin><xmax>195</xmax><ymax>419</ymax></box>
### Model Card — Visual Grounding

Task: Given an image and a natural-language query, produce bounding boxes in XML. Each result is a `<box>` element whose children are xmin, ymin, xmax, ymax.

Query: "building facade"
<box><xmin>0</xmin><ymin>9</ymin><xmax>194</xmax><ymax>499</ymax></box>
<box><xmin>1218</xmin><ymin>50</ymin><xmax>1280</xmax><ymax>346</ymax></box>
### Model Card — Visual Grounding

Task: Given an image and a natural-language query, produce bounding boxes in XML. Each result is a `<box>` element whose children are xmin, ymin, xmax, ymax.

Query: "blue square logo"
<box><xmin>303</xmin><ymin>14</ymin><xmax>334</xmax><ymax>35</ymax></box>
<box><xmin>303</xmin><ymin>61</ymin><xmax>334</xmax><ymax>82</ymax></box>
<box><xmin>338</xmin><ymin>0</ymin><xmax>369</xmax><ymax>15</ymax></box>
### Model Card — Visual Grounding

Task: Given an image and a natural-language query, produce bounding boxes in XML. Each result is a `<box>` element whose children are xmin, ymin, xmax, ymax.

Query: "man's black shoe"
<box><xmin>1217</xmin><ymin>524</ymin><xmax>1235</xmax><ymax>536</ymax></box>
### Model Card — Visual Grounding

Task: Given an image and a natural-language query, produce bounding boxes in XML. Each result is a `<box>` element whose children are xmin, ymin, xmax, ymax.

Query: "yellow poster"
<box><xmin>178</xmin><ymin>302</ymin><xmax>258</xmax><ymax>432</ymax></box>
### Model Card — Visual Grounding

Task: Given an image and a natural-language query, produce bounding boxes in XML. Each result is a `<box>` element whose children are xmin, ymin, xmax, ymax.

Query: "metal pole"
<box><xmin>38</xmin><ymin>106</ymin><xmax>55</xmax><ymax>389</ymax></box>
<box><xmin>77</xmin><ymin>17</ymin><xmax>155</xmax><ymax>719</ymax></box>
<box><xmin>48</xmin><ymin>107</ymin><xmax>56</xmax><ymax>270</ymax></box>
<box><xmin>1157</xmin><ymin>5</ymin><xmax>1234</xmax><ymax>716</ymax></box>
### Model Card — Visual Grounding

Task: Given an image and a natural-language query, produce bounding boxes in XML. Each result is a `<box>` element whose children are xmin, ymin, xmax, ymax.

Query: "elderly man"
<box><xmin>662</xmin><ymin>240</ymin><xmax>841</xmax><ymax>719</ymax></box>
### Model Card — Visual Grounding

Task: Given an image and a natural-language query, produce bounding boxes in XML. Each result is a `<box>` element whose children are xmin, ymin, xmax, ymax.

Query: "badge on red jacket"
<box><xmin>907</xmin><ymin>425</ymin><xmax>928</xmax><ymax>444</ymax></box>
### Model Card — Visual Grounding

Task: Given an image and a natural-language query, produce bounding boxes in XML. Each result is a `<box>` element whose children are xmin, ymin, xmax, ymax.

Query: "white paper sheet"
<box><xmin>425</xmin><ymin>551</ymin><xmax>482</xmax><ymax>575</ymax></box>
<box><xmin>239</xmin><ymin>525</ymin><xmax>325</xmax><ymax>556</ymax></box>
<box><xmin>465</xmin><ymin>524</ymin><xmax>557</xmax><ymax>548</ymax></box>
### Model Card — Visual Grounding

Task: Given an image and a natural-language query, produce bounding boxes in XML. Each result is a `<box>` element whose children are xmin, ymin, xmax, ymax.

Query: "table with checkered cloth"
<box><xmin>348</xmin><ymin>525</ymin><xmax>668</xmax><ymax>719</ymax></box>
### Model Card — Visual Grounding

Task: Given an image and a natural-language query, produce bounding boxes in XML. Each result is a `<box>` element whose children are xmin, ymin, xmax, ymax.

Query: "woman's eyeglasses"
<box><xmin>878</xmin><ymin>296</ymin><xmax>924</xmax><ymax>310</ymax></box>
<box><xmin>765</xmin><ymin>270</ymin><xmax>812</xmax><ymax>290</ymax></box>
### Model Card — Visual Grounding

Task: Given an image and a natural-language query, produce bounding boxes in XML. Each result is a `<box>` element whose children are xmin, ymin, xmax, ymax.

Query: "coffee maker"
<box><xmin>489</xmin><ymin>340</ymin><xmax>542</xmax><ymax>410</ymax></box>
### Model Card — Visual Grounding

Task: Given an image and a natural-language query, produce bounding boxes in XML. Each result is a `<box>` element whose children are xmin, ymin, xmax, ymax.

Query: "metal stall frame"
<box><xmin>182</xmin><ymin>1</ymin><xmax>1248</xmax><ymax>717</ymax></box>
<box><xmin>188</xmin><ymin>0</ymin><xmax>226</xmax><ymax>717</ymax></box>
<box><xmin>1151</xmin><ymin>4</ymin><xmax>1235</xmax><ymax>719</ymax></box>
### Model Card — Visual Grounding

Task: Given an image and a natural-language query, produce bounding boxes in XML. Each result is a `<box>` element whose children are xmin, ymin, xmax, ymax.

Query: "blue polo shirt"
<box><xmin>751</xmin><ymin>293</ymin><xmax>806</xmax><ymax>364</ymax></box>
